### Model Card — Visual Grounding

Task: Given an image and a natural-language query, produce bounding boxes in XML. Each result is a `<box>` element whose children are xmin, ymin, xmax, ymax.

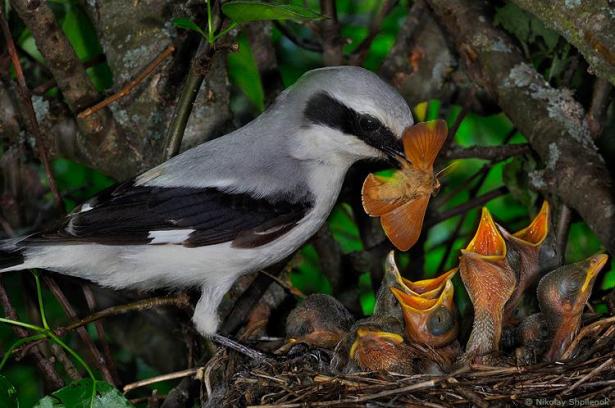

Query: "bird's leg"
<box><xmin>193</xmin><ymin>281</ymin><xmax>270</xmax><ymax>361</ymax></box>
<box><xmin>193</xmin><ymin>280</ymin><xmax>235</xmax><ymax>336</ymax></box>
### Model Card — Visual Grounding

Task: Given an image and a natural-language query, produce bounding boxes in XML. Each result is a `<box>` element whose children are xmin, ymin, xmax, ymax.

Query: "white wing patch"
<box><xmin>79</xmin><ymin>203</ymin><xmax>94</xmax><ymax>213</ymax></box>
<box><xmin>147</xmin><ymin>229</ymin><xmax>196</xmax><ymax>244</ymax></box>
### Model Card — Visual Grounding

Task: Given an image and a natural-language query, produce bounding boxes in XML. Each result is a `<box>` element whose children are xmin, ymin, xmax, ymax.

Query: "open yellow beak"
<box><xmin>392</xmin><ymin>280</ymin><xmax>457</xmax><ymax>347</ymax></box>
<box><xmin>464</xmin><ymin>207</ymin><xmax>506</xmax><ymax>259</ymax></box>
<box><xmin>391</xmin><ymin>287</ymin><xmax>438</xmax><ymax>310</ymax></box>
<box><xmin>513</xmin><ymin>201</ymin><xmax>550</xmax><ymax>246</ymax></box>
<box><xmin>349</xmin><ymin>328</ymin><xmax>404</xmax><ymax>359</ymax></box>
<box><xmin>401</xmin><ymin>267</ymin><xmax>458</xmax><ymax>296</ymax></box>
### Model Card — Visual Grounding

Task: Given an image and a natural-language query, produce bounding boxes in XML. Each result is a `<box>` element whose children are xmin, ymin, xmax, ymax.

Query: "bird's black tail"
<box><xmin>0</xmin><ymin>241</ymin><xmax>25</xmax><ymax>270</ymax></box>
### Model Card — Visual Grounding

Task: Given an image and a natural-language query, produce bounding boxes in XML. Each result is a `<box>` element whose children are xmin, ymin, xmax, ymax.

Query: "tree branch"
<box><xmin>425</xmin><ymin>0</ymin><xmax>615</xmax><ymax>256</ymax></box>
<box><xmin>245</xmin><ymin>22</ymin><xmax>284</xmax><ymax>107</ymax></box>
<box><xmin>55</xmin><ymin>293</ymin><xmax>191</xmax><ymax>335</ymax></box>
<box><xmin>587</xmin><ymin>78</ymin><xmax>612</xmax><ymax>139</ymax></box>
<box><xmin>0</xmin><ymin>279</ymin><xmax>64</xmax><ymax>390</ymax></box>
<box><xmin>510</xmin><ymin>0</ymin><xmax>615</xmax><ymax>86</ymax></box>
<box><xmin>444</xmin><ymin>143</ymin><xmax>531</xmax><ymax>161</ymax></box>
<box><xmin>43</xmin><ymin>276</ymin><xmax>115</xmax><ymax>385</ymax></box>
<box><xmin>10</xmin><ymin>0</ymin><xmax>142</xmax><ymax>179</ymax></box>
<box><xmin>0</xmin><ymin>6</ymin><xmax>62</xmax><ymax>212</ymax></box>
<box><xmin>319</xmin><ymin>0</ymin><xmax>343</xmax><ymax>66</ymax></box>
<box><xmin>349</xmin><ymin>0</ymin><xmax>399</xmax><ymax>66</ymax></box>
<box><xmin>273</xmin><ymin>21</ymin><xmax>323</xmax><ymax>53</ymax></box>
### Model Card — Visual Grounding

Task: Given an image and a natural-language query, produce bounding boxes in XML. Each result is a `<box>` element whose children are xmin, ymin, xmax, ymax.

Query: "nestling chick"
<box><xmin>391</xmin><ymin>279</ymin><xmax>458</xmax><ymax>348</ymax></box>
<box><xmin>460</xmin><ymin>207</ymin><xmax>516</xmax><ymax>364</ymax></box>
<box><xmin>499</xmin><ymin>201</ymin><xmax>550</xmax><ymax>324</ymax></box>
<box><xmin>537</xmin><ymin>253</ymin><xmax>608</xmax><ymax>361</ymax></box>
<box><xmin>284</xmin><ymin>294</ymin><xmax>354</xmax><ymax>350</ymax></box>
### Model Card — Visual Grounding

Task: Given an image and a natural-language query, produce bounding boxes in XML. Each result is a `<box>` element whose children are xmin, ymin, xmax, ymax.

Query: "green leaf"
<box><xmin>172</xmin><ymin>17</ymin><xmax>206</xmax><ymax>37</ymax></box>
<box><xmin>0</xmin><ymin>375</ymin><xmax>19</xmax><ymax>408</ymax></box>
<box><xmin>222</xmin><ymin>1</ymin><xmax>321</xmax><ymax>23</ymax></box>
<box><xmin>34</xmin><ymin>380</ymin><xmax>134</xmax><ymax>408</ymax></box>
<box><xmin>227</xmin><ymin>33</ymin><xmax>265</xmax><ymax>112</ymax></box>
<box><xmin>494</xmin><ymin>3</ymin><xmax>531</xmax><ymax>45</ymax></box>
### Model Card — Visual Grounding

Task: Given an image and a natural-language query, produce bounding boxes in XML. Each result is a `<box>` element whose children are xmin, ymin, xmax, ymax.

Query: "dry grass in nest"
<box><xmin>204</xmin><ymin>317</ymin><xmax>615</xmax><ymax>407</ymax></box>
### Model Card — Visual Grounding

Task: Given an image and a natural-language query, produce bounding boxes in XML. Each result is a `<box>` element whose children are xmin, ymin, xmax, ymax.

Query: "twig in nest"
<box><xmin>123</xmin><ymin>367</ymin><xmax>201</xmax><ymax>394</ymax></box>
<box><xmin>0</xmin><ymin>7</ymin><xmax>63</xmax><ymax>212</ymax></box>
<box><xmin>77</xmin><ymin>44</ymin><xmax>175</xmax><ymax>119</ymax></box>
<box><xmin>561</xmin><ymin>316</ymin><xmax>615</xmax><ymax>360</ymax></box>
<box><xmin>211</xmin><ymin>333</ymin><xmax>270</xmax><ymax>362</ymax></box>
<box><xmin>563</xmin><ymin>357</ymin><xmax>613</xmax><ymax>396</ymax></box>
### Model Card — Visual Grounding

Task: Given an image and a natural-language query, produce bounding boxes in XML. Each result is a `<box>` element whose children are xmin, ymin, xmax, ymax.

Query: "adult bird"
<box><xmin>0</xmin><ymin>67</ymin><xmax>413</xmax><ymax>337</ymax></box>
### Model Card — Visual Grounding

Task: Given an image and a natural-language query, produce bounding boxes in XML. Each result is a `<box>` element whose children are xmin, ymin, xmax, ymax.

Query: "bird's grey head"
<box><xmin>272</xmin><ymin>66</ymin><xmax>413</xmax><ymax>163</ymax></box>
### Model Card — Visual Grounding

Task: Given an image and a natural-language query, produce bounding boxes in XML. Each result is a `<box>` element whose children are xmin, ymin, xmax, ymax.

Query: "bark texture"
<box><xmin>425</xmin><ymin>0</ymin><xmax>615</xmax><ymax>255</ymax></box>
<box><xmin>511</xmin><ymin>0</ymin><xmax>615</xmax><ymax>86</ymax></box>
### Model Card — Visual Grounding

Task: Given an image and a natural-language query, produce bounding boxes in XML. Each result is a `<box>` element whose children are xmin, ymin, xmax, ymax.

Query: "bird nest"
<box><xmin>205</xmin><ymin>317</ymin><xmax>615</xmax><ymax>407</ymax></box>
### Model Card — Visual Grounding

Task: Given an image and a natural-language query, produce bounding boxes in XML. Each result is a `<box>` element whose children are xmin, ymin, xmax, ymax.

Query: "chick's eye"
<box><xmin>359</xmin><ymin>116</ymin><xmax>381</xmax><ymax>132</ymax></box>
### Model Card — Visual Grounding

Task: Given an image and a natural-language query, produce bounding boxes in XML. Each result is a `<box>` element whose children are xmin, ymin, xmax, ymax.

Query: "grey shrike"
<box><xmin>0</xmin><ymin>66</ymin><xmax>413</xmax><ymax>336</ymax></box>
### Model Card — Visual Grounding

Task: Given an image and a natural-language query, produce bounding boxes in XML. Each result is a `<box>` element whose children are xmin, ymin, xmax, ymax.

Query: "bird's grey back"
<box><xmin>137</xmin><ymin>66</ymin><xmax>411</xmax><ymax>201</ymax></box>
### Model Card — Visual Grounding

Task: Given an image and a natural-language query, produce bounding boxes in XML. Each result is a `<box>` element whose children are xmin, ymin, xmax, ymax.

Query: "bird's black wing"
<box><xmin>27</xmin><ymin>180</ymin><xmax>313</xmax><ymax>249</ymax></box>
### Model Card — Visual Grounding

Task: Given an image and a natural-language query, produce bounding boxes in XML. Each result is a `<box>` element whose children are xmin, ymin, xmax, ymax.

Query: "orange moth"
<box><xmin>361</xmin><ymin>120</ymin><xmax>448</xmax><ymax>251</ymax></box>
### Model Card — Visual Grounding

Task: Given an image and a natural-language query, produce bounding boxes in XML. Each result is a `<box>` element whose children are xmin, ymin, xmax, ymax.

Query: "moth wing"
<box><xmin>361</xmin><ymin>172</ymin><xmax>407</xmax><ymax>216</ymax></box>
<box><xmin>381</xmin><ymin>194</ymin><xmax>430</xmax><ymax>251</ymax></box>
<box><xmin>402</xmin><ymin>119</ymin><xmax>448</xmax><ymax>172</ymax></box>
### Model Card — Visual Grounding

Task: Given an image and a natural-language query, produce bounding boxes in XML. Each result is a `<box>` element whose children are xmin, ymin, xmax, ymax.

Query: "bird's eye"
<box><xmin>359</xmin><ymin>116</ymin><xmax>381</xmax><ymax>132</ymax></box>
<box><xmin>426</xmin><ymin>306</ymin><xmax>454</xmax><ymax>336</ymax></box>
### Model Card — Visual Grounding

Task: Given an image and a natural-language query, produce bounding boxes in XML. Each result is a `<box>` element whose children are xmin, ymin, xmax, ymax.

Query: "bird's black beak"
<box><xmin>381</xmin><ymin>141</ymin><xmax>405</xmax><ymax>167</ymax></box>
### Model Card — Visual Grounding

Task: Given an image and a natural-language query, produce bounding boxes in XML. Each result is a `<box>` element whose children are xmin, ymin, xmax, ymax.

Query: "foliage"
<box><xmin>34</xmin><ymin>381</ymin><xmax>133</xmax><ymax>408</ymax></box>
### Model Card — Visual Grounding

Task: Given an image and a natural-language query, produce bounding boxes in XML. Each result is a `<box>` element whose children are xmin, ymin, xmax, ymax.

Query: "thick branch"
<box><xmin>11</xmin><ymin>0</ymin><xmax>141</xmax><ymax>178</ymax></box>
<box><xmin>425</xmin><ymin>0</ymin><xmax>615</xmax><ymax>256</ymax></box>
<box><xmin>510</xmin><ymin>0</ymin><xmax>615</xmax><ymax>86</ymax></box>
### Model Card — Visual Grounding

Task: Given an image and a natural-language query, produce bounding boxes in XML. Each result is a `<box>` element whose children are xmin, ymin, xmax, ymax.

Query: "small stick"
<box><xmin>44</xmin><ymin>276</ymin><xmax>115</xmax><ymax>385</ymax></box>
<box><xmin>50</xmin><ymin>343</ymin><xmax>81</xmax><ymax>381</ymax></box>
<box><xmin>348</xmin><ymin>0</ymin><xmax>399</xmax><ymax>65</ymax></box>
<box><xmin>77</xmin><ymin>44</ymin><xmax>175</xmax><ymax>119</ymax></box>
<box><xmin>272</xmin><ymin>21</ymin><xmax>323</xmax><ymax>52</ymax></box>
<box><xmin>123</xmin><ymin>367</ymin><xmax>200</xmax><ymax>394</ymax></box>
<box><xmin>0</xmin><ymin>279</ymin><xmax>64</xmax><ymax>389</ymax></box>
<box><xmin>0</xmin><ymin>7</ymin><xmax>63</xmax><ymax>212</ymax></box>
<box><xmin>258</xmin><ymin>270</ymin><xmax>305</xmax><ymax>298</ymax></box>
<box><xmin>556</xmin><ymin>204</ymin><xmax>572</xmax><ymax>264</ymax></box>
<box><xmin>211</xmin><ymin>333</ymin><xmax>270</xmax><ymax>361</ymax></box>
<box><xmin>248</xmin><ymin>379</ymin><xmax>438</xmax><ymax>407</ymax></box>
<box><xmin>56</xmin><ymin>292</ymin><xmax>191</xmax><ymax>335</ymax></box>
<box><xmin>82</xmin><ymin>285</ymin><xmax>121</xmax><ymax>385</ymax></box>
<box><xmin>427</xmin><ymin>186</ymin><xmax>508</xmax><ymax>227</ymax></box>
<box><xmin>563</xmin><ymin>357</ymin><xmax>613</xmax><ymax>396</ymax></box>
<box><xmin>444</xmin><ymin>143</ymin><xmax>531</xmax><ymax>161</ymax></box>
<box><xmin>562</xmin><ymin>316</ymin><xmax>615</xmax><ymax>359</ymax></box>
